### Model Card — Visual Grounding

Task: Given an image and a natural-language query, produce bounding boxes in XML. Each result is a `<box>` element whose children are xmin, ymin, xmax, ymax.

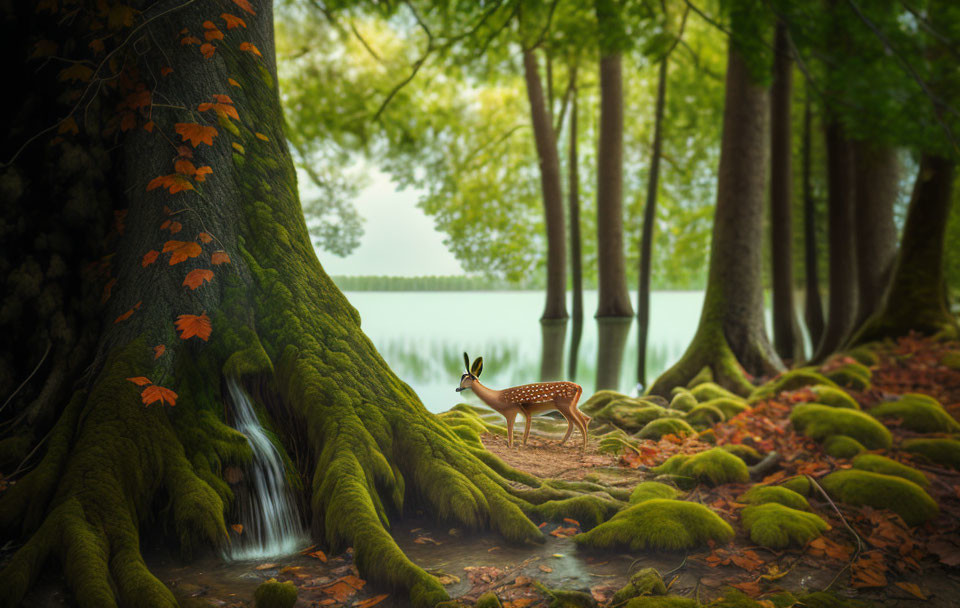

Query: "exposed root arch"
<box><xmin>647</xmin><ymin>325</ymin><xmax>758</xmax><ymax>398</ymax></box>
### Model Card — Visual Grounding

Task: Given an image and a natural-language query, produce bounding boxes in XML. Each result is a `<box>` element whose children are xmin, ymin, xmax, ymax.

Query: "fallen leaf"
<box><xmin>238</xmin><ymin>41</ymin><xmax>262</xmax><ymax>56</ymax></box>
<box><xmin>504</xmin><ymin>600</ymin><xmax>535</xmax><ymax>608</ymax></box>
<box><xmin>354</xmin><ymin>594</ymin><xmax>389</xmax><ymax>608</ymax></box>
<box><xmin>730</xmin><ymin>580</ymin><xmax>763</xmax><ymax>597</ymax></box>
<box><xmin>894</xmin><ymin>582</ymin><xmax>927</xmax><ymax>600</ymax></box>
<box><xmin>176</xmin><ymin>313</ymin><xmax>212</xmax><ymax>341</ymax></box>
<box><xmin>204</xmin><ymin>28</ymin><xmax>224</xmax><ymax>41</ymax></box>
<box><xmin>198</xmin><ymin>232</ymin><xmax>213</xmax><ymax>243</ymax></box>
<box><xmin>182</xmin><ymin>268</ymin><xmax>214</xmax><ymax>290</ymax></box>
<box><xmin>127</xmin><ymin>376</ymin><xmax>152</xmax><ymax>386</ymax></box>
<box><xmin>175</xmin><ymin>122</ymin><xmax>217</xmax><ymax>147</ymax></box>
<box><xmin>211</xmin><ymin>251</ymin><xmax>231</xmax><ymax>265</ymax></box>
<box><xmin>161</xmin><ymin>66</ymin><xmax>173</xmax><ymax>76</ymax></box>
<box><xmin>147</xmin><ymin>174</ymin><xmax>195</xmax><ymax>194</ymax></box>
<box><xmin>222</xmin><ymin>13</ymin><xmax>247</xmax><ymax>29</ymax></box>
<box><xmin>141</xmin><ymin>384</ymin><xmax>177</xmax><ymax>407</ymax></box>
<box><xmin>163</xmin><ymin>240</ymin><xmax>202</xmax><ymax>265</ymax></box>
<box><xmin>231</xmin><ymin>524</ymin><xmax>243</xmax><ymax>535</ymax></box>
<box><xmin>308</xmin><ymin>549</ymin><xmax>327</xmax><ymax>562</ymax></box>
<box><xmin>538</xmin><ymin>565</ymin><xmax>552</xmax><ymax>573</ymax></box>
<box><xmin>153</xmin><ymin>345</ymin><xmax>165</xmax><ymax>359</ymax></box>
<box><xmin>254</xmin><ymin>563</ymin><xmax>277</xmax><ymax>570</ymax></box>
<box><xmin>562</xmin><ymin>518</ymin><xmax>580</xmax><ymax>527</ymax></box>
<box><xmin>181</xmin><ymin>35</ymin><xmax>201</xmax><ymax>45</ymax></box>
<box><xmin>194</xmin><ymin>166</ymin><xmax>213</xmax><ymax>182</ymax></box>
<box><xmin>200</xmin><ymin>42</ymin><xmax>216</xmax><ymax>58</ymax></box>
<box><xmin>232</xmin><ymin>0</ymin><xmax>256</xmax><ymax>15</ymax></box>
<box><xmin>228</xmin><ymin>77</ymin><xmax>241</xmax><ymax>87</ymax></box>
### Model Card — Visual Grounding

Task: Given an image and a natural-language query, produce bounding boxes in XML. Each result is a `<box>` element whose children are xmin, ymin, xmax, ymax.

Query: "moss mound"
<box><xmin>852</xmin><ymin>454</ymin><xmax>929</xmax><ymax>487</ymax></box>
<box><xmin>942</xmin><ymin>351</ymin><xmax>960</xmax><ymax>370</ymax></box>
<box><xmin>254</xmin><ymin>579</ymin><xmax>297</xmax><ymax>608</ymax></box>
<box><xmin>474</xmin><ymin>592</ymin><xmax>503</xmax><ymax>608</ymax></box>
<box><xmin>825</xmin><ymin>363</ymin><xmax>872</xmax><ymax>391</ymax></box>
<box><xmin>701</xmin><ymin>398</ymin><xmax>749</xmax><ymax>420</ymax></box>
<box><xmin>652</xmin><ymin>448</ymin><xmax>749</xmax><ymax>487</ymax></box>
<box><xmin>823</xmin><ymin>435</ymin><xmax>867</xmax><ymax>459</ymax></box>
<box><xmin>624</xmin><ymin>597</ymin><xmax>699</xmax><ymax>608</ymax></box>
<box><xmin>749</xmin><ymin>369</ymin><xmax>837</xmax><ymax>402</ymax></box>
<box><xmin>611</xmin><ymin>568</ymin><xmax>667</xmax><ymax>604</ymax></box>
<box><xmin>686</xmin><ymin>365</ymin><xmax>715</xmax><ymax>388</ymax></box>
<box><xmin>809</xmin><ymin>385</ymin><xmax>860</xmax><ymax>409</ymax></box>
<box><xmin>741</xmin><ymin>503</ymin><xmax>829</xmax><ymax>549</ymax></box>
<box><xmin>791</xmin><ymin>592</ymin><xmax>870</xmax><ymax>608</ymax></box>
<box><xmin>684</xmin><ymin>404</ymin><xmax>726</xmax><ymax>427</ymax></box>
<box><xmin>780</xmin><ymin>475</ymin><xmax>812</xmax><ymax>496</ymax></box>
<box><xmin>637</xmin><ymin>417</ymin><xmax>695</xmax><ymax>440</ymax></box>
<box><xmin>846</xmin><ymin>347</ymin><xmax>879</xmax><ymax>367</ymax></box>
<box><xmin>669</xmin><ymin>391</ymin><xmax>698</xmax><ymax>413</ymax></box>
<box><xmin>575</xmin><ymin>498</ymin><xmax>734</xmax><ymax>551</ymax></box>
<box><xmin>790</xmin><ymin>404</ymin><xmax>892</xmax><ymax>449</ymax></box>
<box><xmin>630</xmin><ymin>481</ymin><xmax>680</xmax><ymax>504</ymax></box>
<box><xmin>869</xmin><ymin>393</ymin><xmax>960</xmax><ymax>433</ymax></box>
<box><xmin>596</xmin><ymin>401</ymin><xmax>675</xmax><ymax>432</ymax></box>
<box><xmin>821</xmin><ymin>470</ymin><xmax>938</xmax><ymax>526</ymax></box>
<box><xmin>739</xmin><ymin>485</ymin><xmax>810</xmax><ymax>511</ymax></box>
<box><xmin>902</xmin><ymin>438</ymin><xmax>960</xmax><ymax>469</ymax></box>
<box><xmin>691</xmin><ymin>382</ymin><xmax>741</xmax><ymax>402</ymax></box>
<box><xmin>581</xmin><ymin>390</ymin><xmax>630</xmax><ymax>416</ymax></box>
<box><xmin>718</xmin><ymin>444</ymin><xmax>763</xmax><ymax>465</ymax></box>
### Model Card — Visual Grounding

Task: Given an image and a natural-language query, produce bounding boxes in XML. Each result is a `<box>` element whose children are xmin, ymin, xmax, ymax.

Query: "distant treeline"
<box><xmin>332</xmin><ymin>275</ymin><xmax>528</xmax><ymax>291</ymax></box>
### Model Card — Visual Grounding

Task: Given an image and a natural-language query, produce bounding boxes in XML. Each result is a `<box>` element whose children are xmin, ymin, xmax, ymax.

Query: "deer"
<box><xmin>455</xmin><ymin>353</ymin><xmax>590</xmax><ymax>450</ymax></box>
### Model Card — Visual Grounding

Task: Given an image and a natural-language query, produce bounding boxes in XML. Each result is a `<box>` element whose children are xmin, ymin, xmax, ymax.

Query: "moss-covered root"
<box><xmin>739</xmin><ymin>485</ymin><xmax>810</xmax><ymax>510</ymax></box>
<box><xmin>474</xmin><ymin>592</ymin><xmax>504</xmax><ymax>608</ymax></box>
<box><xmin>823</xmin><ymin>435</ymin><xmax>866</xmax><ymax>459</ymax></box>
<box><xmin>611</xmin><ymin>568</ymin><xmax>667</xmax><ymax>604</ymax></box>
<box><xmin>625</xmin><ymin>596</ymin><xmax>699</xmax><ymax>607</ymax></box>
<box><xmin>902</xmin><ymin>438</ymin><xmax>960</xmax><ymax>469</ymax></box>
<box><xmin>254</xmin><ymin>579</ymin><xmax>297</xmax><ymax>608</ymax></box>
<box><xmin>824</xmin><ymin>362</ymin><xmax>872</xmax><ymax>391</ymax></box>
<box><xmin>646</xmin><ymin>328</ymin><xmax>761</xmax><ymax>399</ymax></box>
<box><xmin>809</xmin><ymin>385</ymin><xmax>860</xmax><ymax>409</ymax></box>
<box><xmin>821</xmin><ymin>470</ymin><xmax>938</xmax><ymax>526</ymax></box>
<box><xmin>637</xmin><ymin>417</ymin><xmax>695</xmax><ymax>440</ymax></box>
<box><xmin>530</xmin><ymin>495</ymin><xmax>623</xmax><ymax>529</ymax></box>
<box><xmin>741</xmin><ymin>503</ymin><xmax>829</xmax><ymax>549</ymax></box>
<box><xmin>852</xmin><ymin>454</ymin><xmax>929</xmax><ymax>487</ymax></box>
<box><xmin>749</xmin><ymin>369</ymin><xmax>837</xmax><ymax>402</ymax></box>
<box><xmin>869</xmin><ymin>393</ymin><xmax>960</xmax><ymax>433</ymax></box>
<box><xmin>630</xmin><ymin>482</ymin><xmax>680</xmax><ymax>504</ymax></box>
<box><xmin>780</xmin><ymin>476</ymin><xmax>812</xmax><ymax>496</ymax></box>
<box><xmin>652</xmin><ymin>448</ymin><xmax>749</xmax><ymax>487</ymax></box>
<box><xmin>668</xmin><ymin>391</ymin><xmax>698</xmax><ymax>412</ymax></box>
<box><xmin>574</xmin><ymin>498</ymin><xmax>734</xmax><ymax>551</ymax></box>
<box><xmin>531</xmin><ymin>582</ymin><xmax>596</xmax><ymax>608</ymax></box>
<box><xmin>790</xmin><ymin>404</ymin><xmax>892</xmax><ymax>449</ymax></box>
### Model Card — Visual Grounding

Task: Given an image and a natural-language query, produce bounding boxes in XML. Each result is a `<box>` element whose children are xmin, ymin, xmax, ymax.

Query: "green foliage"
<box><xmin>575</xmin><ymin>499</ymin><xmax>734</xmax><ymax>551</ymax></box>
<box><xmin>821</xmin><ymin>470</ymin><xmax>938</xmax><ymax>526</ymax></box>
<box><xmin>852</xmin><ymin>454</ymin><xmax>929</xmax><ymax>488</ymax></box>
<box><xmin>254</xmin><ymin>579</ymin><xmax>297</xmax><ymax>608</ymax></box>
<box><xmin>902</xmin><ymin>438</ymin><xmax>960</xmax><ymax>470</ymax></box>
<box><xmin>790</xmin><ymin>404</ymin><xmax>892</xmax><ymax>450</ymax></box>
<box><xmin>652</xmin><ymin>448</ymin><xmax>750</xmax><ymax>487</ymax></box>
<box><xmin>739</xmin><ymin>486</ymin><xmax>810</xmax><ymax>511</ymax></box>
<box><xmin>630</xmin><ymin>481</ymin><xmax>680</xmax><ymax>504</ymax></box>
<box><xmin>740</xmin><ymin>503</ymin><xmax>829</xmax><ymax>549</ymax></box>
<box><xmin>749</xmin><ymin>369</ymin><xmax>837</xmax><ymax>402</ymax></box>
<box><xmin>637</xmin><ymin>417</ymin><xmax>695</xmax><ymax>440</ymax></box>
<box><xmin>869</xmin><ymin>393</ymin><xmax>960</xmax><ymax>433</ymax></box>
<box><xmin>823</xmin><ymin>435</ymin><xmax>866</xmax><ymax>459</ymax></box>
<box><xmin>809</xmin><ymin>385</ymin><xmax>860</xmax><ymax>409</ymax></box>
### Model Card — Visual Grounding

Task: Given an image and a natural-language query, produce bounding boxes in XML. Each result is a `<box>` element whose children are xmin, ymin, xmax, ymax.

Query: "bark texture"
<box><xmin>802</xmin><ymin>98</ymin><xmax>826</xmax><ymax>349</ymax></box>
<box><xmin>649</xmin><ymin>41</ymin><xmax>782</xmax><ymax>397</ymax></box>
<box><xmin>522</xmin><ymin>49</ymin><xmax>568</xmax><ymax>321</ymax></box>
<box><xmin>569</xmin><ymin>79</ymin><xmax>583</xmax><ymax>328</ymax></box>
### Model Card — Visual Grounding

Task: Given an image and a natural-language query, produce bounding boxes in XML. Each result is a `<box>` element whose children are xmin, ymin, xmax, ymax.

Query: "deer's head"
<box><xmin>456</xmin><ymin>352</ymin><xmax>483</xmax><ymax>393</ymax></box>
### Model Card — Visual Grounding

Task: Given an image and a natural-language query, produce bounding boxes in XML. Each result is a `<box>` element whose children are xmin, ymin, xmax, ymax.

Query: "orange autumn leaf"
<box><xmin>221</xmin><ymin>13</ymin><xmax>246</xmax><ymax>28</ymax></box>
<box><xmin>58</xmin><ymin>116</ymin><xmax>79</xmax><ymax>135</ymax></box>
<box><xmin>120</xmin><ymin>112</ymin><xmax>136</xmax><ymax>132</ymax></box>
<box><xmin>213</xmin><ymin>94</ymin><xmax>234</xmax><ymax>104</ymax></box>
<box><xmin>198</xmin><ymin>101</ymin><xmax>239</xmax><ymax>121</ymax></box>
<box><xmin>232</xmin><ymin>0</ymin><xmax>256</xmax><ymax>15</ymax></box>
<box><xmin>163</xmin><ymin>240</ymin><xmax>203</xmax><ymax>265</ymax></box>
<box><xmin>894</xmin><ymin>582</ymin><xmax>927</xmax><ymax>600</ymax></box>
<box><xmin>194</xmin><ymin>166</ymin><xmax>213</xmax><ymax>182</ymax></box>
<box><xmin>202</xmin><ymin>20</ymin><xmax>216</xmax><ymax>29</ymax></box>
<box><xmin>177</xmin><ymin>146</ymin><xmax>193</xmax><ymax>159</ymax></box>
<box><xmin>147</xmin><ymin>174</ymin><xmax>195</xmax><ymax>194</ymax></box>
<box><xmin>205</xmin><ymin>28</ymin><xmax>224</xmax><ymax>41</ymax></box>
<box><xmin>255</xmin><ymin>132</ymin><xmax>269</xmax><ymax>141</ymax></box>
<box><xmin>176</xmin><ymin>313</ymin><xmax>212</xmax><ymax>341</ymax></box>
<box><xmin>168</xmin><ymin>221</ymin><xmax>182</xmax><ymax>234</ymax></box>
<box><xmin>59</xmin><ymin>64</ymin><xmax>93</xmax><ymax>82</ymax></box>
<box><xmin>181</xmin><ymin>35</ymin><xmax>201</xmax><ymax>45</ymax></box>
<box><xmin>127</xmin><ymin>376</ymin><xmax>152</xmax><ymax>386</ymax></box>
<box><xmin>114</xmin><ymin>308</ymin><xmax>135</xmax><ymax>324</ymax></box>
<box><xmin>102</xmin><ymin>277</ymin><xmax>117</xmax><ymax>303</ymax></box>
<box><xmin>174</xmin><ymin>159</ymin><xmax>197</xmax><ymax>175</ymax></box>
<box><xmin>308</xmin><ymin>549</ymin><xmax>327</xmax><ymax>562</ymax></box>
<box><xmin>142</xmin><ymin>250</ymin><xmax>159</xmax><ymax>267</ymax></box>
<box><xmin>141</xmin><ymin>384</ymin><xmax>177</xmax><ymax>407</ymax></box>
<box><xmin>231</xmin><ymin>523</ymin><xmax>243</xmax><ymax>535</ymax></box>
<box><xmin>200</xmin><ymin>42</ymin><xmax>216</xmax><ymax>58</ymax></box>
<box><xmin>238</xmin><ymin>41</ymin><xmax>261</xmax><ymax>56</ymax></box>
<box><xmin>183</xmin><ymin>268</ymin><xmax>214</xmax><ymax>290</ymax></box>
<box><xmin>198</xmin><ymin>232</ymin><xmax>213</xmax><ymax>243</ymax></box>
<box><xmin>228</xmin><ymin>78</ymin><xmax>241</xmax><ymax>87</ymax></box>
<box><xmin>143</xmin><ymin>121</ymin><xmax>155</xmax><ymax>133</ymax></box>
<box><xmin>175</xmin><ymin>123</ymin><xmax>217</xmax><ymax>147</ymax></box>
<box><xmin>161</xmin><ymin>66</ymin><xmax>173</xmax><ymax>76</ymax></box>
<box><xmin>211</xmin><ymin>251</ymin><xmax>231</xmax><ymax>265</ymax></box>
<box><xmin>355</xmin><ymin>595</ymin><xmax>389</xmax><ymax>608</ymax></box>
<box><xmin>154</xmin><ymin>344</ymin><xmax>165</xmax><ymax>359</ymax></box>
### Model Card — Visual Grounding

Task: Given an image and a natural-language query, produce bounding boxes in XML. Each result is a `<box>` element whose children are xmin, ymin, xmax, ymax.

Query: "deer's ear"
<box><xmin>463</xmin><ymin>352</ymin><xmax>470</xmax><ymax>372</ymax></box>
<box><xmin>471</xmin><ymin>357</ymin><xmax>483</xmax><ymax>378</ymax></box>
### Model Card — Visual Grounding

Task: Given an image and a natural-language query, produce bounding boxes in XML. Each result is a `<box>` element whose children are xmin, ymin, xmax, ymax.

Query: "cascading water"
<box><xmin>224</xmin><ymin>377</ymin><xmax>308</xmax><ymax>560</ymax></box>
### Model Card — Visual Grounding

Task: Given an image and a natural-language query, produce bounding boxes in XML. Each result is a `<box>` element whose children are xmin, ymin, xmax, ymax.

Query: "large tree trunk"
<box><xmin>594</xmin><ymin>0</ymin><xmax>633</xmax><ymax>318</ymax></box>
<box><xmin>0</xmin><ymin>4</ymin><xmax>578</xmax><ymax>606</ymax></box>
<box><xmin>851</xmin><ymin>155</ymin><xmax>959</xmax><ymax>344</ymax></box>
<box><xmin>522</xmin><ymin>49</ymin><xmax>568</xmax><ymax>320</ymax></box>
<box><xmin>637</xmin><ymin>56</ymin><xmax>668</xmax><ymax>388</ymax></box>
<box><xmin>848</xmin><ymin>140</ymin><xmax>899</xmax><ymax>335</ymax></box>
<box><xmin>648</xmin><ymin>37</ymin><xmax>782</xmax><ymax>397</ymax></box>
<box><xmin>769</xmin><ymin>22</ymin><xmax>802</xmax><ymax>362</ymax></box>
<box><xmin>812</xmin><ymin>121</ymin><xmax>857</xmax><ymax>361</ymax></box>
<box><xmin>802</xmin><ymin>96</ymin><xmax>826</xmax><ymax>349</ymax></box>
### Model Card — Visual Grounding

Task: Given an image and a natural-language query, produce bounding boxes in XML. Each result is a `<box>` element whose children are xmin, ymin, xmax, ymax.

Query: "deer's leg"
<box><xmin>505</xmin><ymin>411</ymin><xmax>517</xmax><ymax>448</ymax></box>
<box><xmin>521</xmin><ymin>410</ymin><xmax>533</xmax><ymax>446</ymax></box>
<box><xmin>558</xmin><ymin>405</ymin><xmax>575</xmax><ymax>446</ymax></box>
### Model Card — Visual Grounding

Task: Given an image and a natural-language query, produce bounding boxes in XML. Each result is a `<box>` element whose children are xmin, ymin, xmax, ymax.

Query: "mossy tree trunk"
<box><xmin>567</xmin><ymin>78</ymin><xmax>585</xmax><ymax>380</ymax></box>
<box><xmin>648</xmin><ymin>33</ymin><xmax>783</xmax><ymax>398</ymax></box>
<box><xmin>801</xmin><ymin>96</ymin><xmax>826</xmax><ymax>349</ymax></box>
<box><xmin>0</xmin><ymin>3</ymin><xmax>567</xmax><ymax>606</ymax></box>
<box><xmin>851</xmin><ymin>155</ymin><xmax>958</xmax><ymax>344</ymax></box>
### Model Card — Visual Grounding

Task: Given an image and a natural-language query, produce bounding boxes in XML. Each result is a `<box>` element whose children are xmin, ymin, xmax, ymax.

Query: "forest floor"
<box><xmin>13</xmin><ymin>335</ymin><xmax>960</xmax><ymax>608</ymax></box>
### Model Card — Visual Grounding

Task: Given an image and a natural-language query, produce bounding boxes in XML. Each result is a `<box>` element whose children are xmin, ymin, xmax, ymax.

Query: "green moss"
<box><xmin>611</xmin><ymin>568</ymin><xmax>667</xmax><ymax>605</ymax></box>
<box><xmin>691</xmin><ymin>382</ymin><xmax>740</xmax><ymax>402</ymax></box>
<box><xmin>941</xmin><ymin>351</ymin><xmax>960</xmax><ymax>370</ymax></box>
<box><xmin>530</xmin><ymin>495</ymin><xmax>622</xmax><ymax>529</ymax></box>
<box><xmin>474</xmin><ymin>592</ymin><xmax>503</xmax><ymax>608</ymax></box>
<box><xmin>637</xmin><ymin>417</ymin><xmax>695</xmax><ymax>440</ymax></box>
<box><xmin>869</xmin><ymin>393</ymin><xmax>960</xmax><ymax>433</ymax></box>
<box><xmin>852</xmin><ymin>454</ymin><xmax>929</xmax><ymax>487</ymax></box>
<box><xmin>532</xmin><ymin>583</ymin><xmax>596</xmax><ymax>608</ymax></box>
<box><xmin>254</xmin><ymin>579</ymin><xmax>297</xmax><ymax>608</ymax></box>
<box><xmin>780</xmin><ymin>476</ymin><xmax>812</xmax><ymax>496</ymax></box>
<box><xmin>825</xmin><ymin>363</ymin><xmax>871</xmax><ymax>391</ymax></box>
<box><xmin>793</xmin><ymin>591</ymin><xmax>870</xmax><ymax>608</ymax></box>
<box><xmin>669</xmin><ymin>391</ymin><xmax>698</xmax><ymax>413</ymax></box>
<box><xmin>718</xmin><ymin>444</ymin><xmax>763</xmax><ymax>465</ymax></box>
<box><xmin>741</xmin><ymin>503</ymin><xmax>829</xmax><ymax>549</ymax></box>
<box><xmin>684</xmin><ymin>404</ymin><xmax>726</xmax><ymax>427</ymax></box>
<box><xmin>687</xmin><ymin>366</ymin><xmax>714</xmax><ymax>388</ymax></box>
<box><xmin>700</xmin><ymin>398</ymin><xmax>748</xmax><ymax>420</ymax></box>
<box><xmin>739</xmin><ymin>486</ymin><xmax>810</xmax><ymax>510</ymax></box>
<box><xmin>809</xmin><ymin>385</ymin><xmax>860</xmax><ymax>409</ymax></box>
<box><xmin>821</xmin><ymin>470</ymin><xmax>938</xmax><ymax>526</ymax></box>
<box><xmin>902</xmin><ymin>438</ymin><xmax>960</xmax><ymax>469</ymax></box>
<box><xmin>630</xmin><ymin>481</ymin><xmax>680</xmax><ymax>504</ymax></box>
<box><xmin>624</xmin><ymin>597</ymin><xmax>699</xmax><ymax>608</ymax></box>
<box><xmin>597</xmin><ymin>401</ymin><xmax>672</xmax><ymax>432</ymax></box>
<box><xmin>581</xmin><ymin>390</ymin><xmax>629</xmax><ymax>416</ymax></box>
<box><xmin>652</xmin><ymin>448</ymin><xmax>749</xmax><ymax>487</ymax></box>
<box><xmin>846</xmin><ymin>347</ymin><xmax>879</xmax><ymax>367</ymax></box>
<box><xmin>790</xmin><ymin>404</ymin><xmax>892</xmax><ymax>449</ymax></box>
<box><xmin>823</xmin><ymin>435</ymin><xmax>867</xmax><ymax>459</ymax></box>
<box><xmin>748</xmin><ymin>368</ymin><xmax>837</xmax><ymax>402</ymax></box>
<box><xmin>0</xmin><ymin>434</ymin><xmax>32</xmax><ymax>471</ymax></box>
<box><xmin>575</xmin><ymin>498</ymin><xmax>734</xmax><ymax>551</ymax></box>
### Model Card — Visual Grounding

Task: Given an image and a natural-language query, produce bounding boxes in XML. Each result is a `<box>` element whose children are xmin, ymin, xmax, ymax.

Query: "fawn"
<box><xmin>455</xmin><ymin>353</ymin><xmax>590</xmax><ymax>449</ymax></box>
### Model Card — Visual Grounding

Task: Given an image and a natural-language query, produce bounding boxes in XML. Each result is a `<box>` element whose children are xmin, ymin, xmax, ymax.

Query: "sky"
<box><xmin>308</xmin><ymin>164</ymin><xmax>466</xmax><ymax>277</ymax></box>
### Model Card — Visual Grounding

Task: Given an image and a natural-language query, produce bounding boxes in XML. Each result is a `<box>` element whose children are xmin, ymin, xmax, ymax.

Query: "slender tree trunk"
<box><xmin>637</xmin><ymin>56</ymin><xmax>668</xmax><ymax>388</ymax></box>
<box><xmin>770</xmin><ymin>22</ymin><xmax>802</xmax><ymax>362</ymax></box>
<box><xmin>522</xmin><ymin>49</ymin><xmax>568</xmax><ymax>320</ymax></box>
<box><xmin>568</xmin><ymin>76</ymin><xmax>584</xmax><ymax>380</ymax></box>
<box><xmin>852</xmin><ymin>155</ymin><xmax>958</xmax><ymax>344</ymax></box>
<box><xmin>848</xmin><ymin>140</ymin><xmax>899</xmax><ymax>335</ymax></box>
<box><xmin>802</xmin><ymin>96</ymin><xmax>826</xmax><ymax>350</ymax></box>
<box><xmin>812</xmin><ymin>121</ymin><xmax>857</xmax><ymax>361</ymax></box>
<box><xmin>594</xmin><ymin>0</ymin><xmax>633</xmax><ymax>318</ymax></box>
<box><xmin>649</xmin><ymin>38</ymin><xmax>782</xmax><ymax>397</ymax></box>
<box><xmin>596</xmin><ymin>319</ymin><xmax>632</xmax><ymax>390</ymax></box>
<box><xmin>540</xmin><ymin>320</ymin><xmax>567</xmax><ymax>381</ymax></box>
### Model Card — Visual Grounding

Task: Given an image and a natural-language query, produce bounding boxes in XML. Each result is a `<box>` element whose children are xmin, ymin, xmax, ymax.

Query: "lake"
<box><xmin>343</xmin><ymin>290</ymin><xmax>715</xmax><ymax>413</ymax></box>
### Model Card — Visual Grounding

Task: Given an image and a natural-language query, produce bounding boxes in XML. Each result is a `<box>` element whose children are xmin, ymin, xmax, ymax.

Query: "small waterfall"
<box><xmin>225</xmin><ymin>378</ymin><xmax>307</xmax><ymax>560</ymax></box>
